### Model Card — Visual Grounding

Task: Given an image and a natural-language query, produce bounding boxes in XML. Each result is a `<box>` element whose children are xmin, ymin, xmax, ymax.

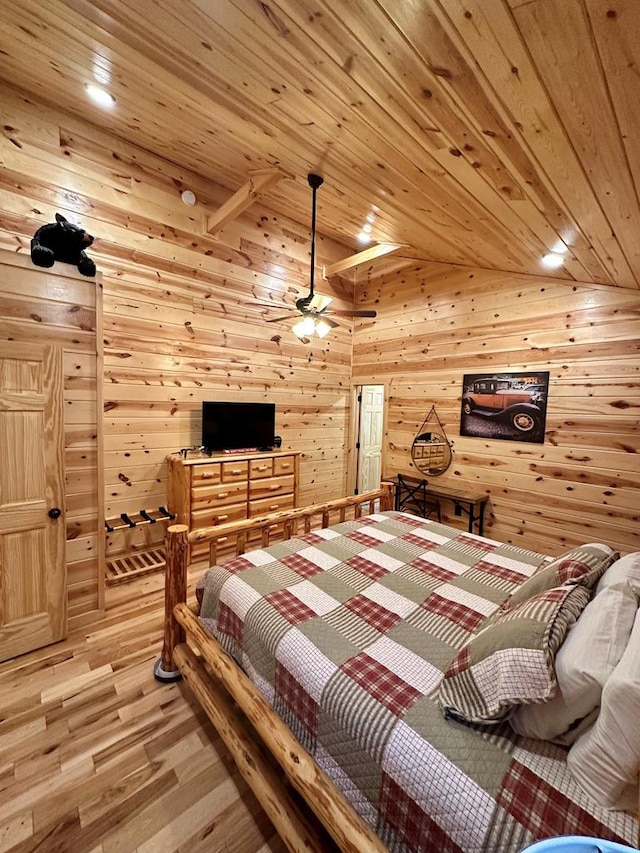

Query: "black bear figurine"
<box><xmin>30</xmin><ymin>213</ymin><xmax>96</xmax><ymax>277</ymax></box>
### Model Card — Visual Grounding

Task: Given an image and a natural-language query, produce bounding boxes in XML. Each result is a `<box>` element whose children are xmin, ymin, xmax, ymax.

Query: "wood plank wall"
<box><xmin>0</xmin><ymin>87</ymin><xmax>355</xmax><ymax>602</ymax></box>
<box><xmin>0</xmin><ymin>252</ymin><xmax>103</xmax><ymax>626</ymax></box>
<box><xmin>2</xmin><ymin>82</ymin><xmax>639</xmax><ymax>616</ymax></box>
<box><xmin>352</xmin><ymin>263</ymin><xmax>640</xmax><ymax>557</ymax></box>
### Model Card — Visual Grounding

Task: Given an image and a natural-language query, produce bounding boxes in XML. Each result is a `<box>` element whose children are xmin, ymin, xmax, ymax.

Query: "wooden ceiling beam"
<box><xmin>206</xmin><ymin>169</ymin><xmax>291</xmax><ymax>235</ymax></box>
<box><xmin>323</xmin><ymin>243</ymin><xmax>408</xmax><ymax>277</ymax></box>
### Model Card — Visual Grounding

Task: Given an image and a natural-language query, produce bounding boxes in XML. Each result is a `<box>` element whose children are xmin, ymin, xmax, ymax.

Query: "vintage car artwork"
<box><xmin>461</xmin><ymin>375</ymin><xmax>548</xmax><ymax>434</ymax></box>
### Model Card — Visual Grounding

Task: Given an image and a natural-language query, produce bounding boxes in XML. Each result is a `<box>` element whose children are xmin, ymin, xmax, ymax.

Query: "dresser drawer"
<box><xmin>221</xmin><ymin>460</ymin><xmax>248</xmax><ymax>481</ymax></box>
<box><xmin>191</xmin><ymin>502</ymin><xmax>247</xmax><ymax>529</ymax></box>
<box><xmin>191</xmin><ymin>463</ymin><xmax>222</xmax><ymax>485</ymax></box>
<box><xmin>192</xmin><ymin>480</ymin><xmax>247</xmax><ymax>509</ymax></box>
<box><xmin>249</xmin><ymin>493</ymin><xmax>296</xmax><ymax>517</ymax></box>
<box><xmin>249</xmin><ymin>458</ymin><xmax>273</xmax><ymax>479</ymax></box>
<box><xmin>168</xmin><ymin>450</ymin><xmax>300</xmax><ymax>567</ymax></box>
<box><xmin>249</xmin><ymin>474</ymin><xmax>294</xmax><ymax>501</ymax></box>
<box><xmin>273</xmin><ymin>455</ymin><xmax>296</xmax><ymax>476</ymax></box>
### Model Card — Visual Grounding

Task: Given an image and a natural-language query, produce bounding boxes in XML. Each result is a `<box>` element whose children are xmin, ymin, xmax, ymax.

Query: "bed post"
<box><xmin>381</xmin><ymin>481</ymin><xmax>394</xmax><ymax>511</ymax></box>
<box><xmin>153</xmin><ymin>523</ymin><xmax>189</xmax><ymax>682</ymax></box>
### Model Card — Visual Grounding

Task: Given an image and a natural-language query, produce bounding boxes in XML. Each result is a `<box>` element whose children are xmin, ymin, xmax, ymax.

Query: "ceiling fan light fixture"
<box><xmin>292</xmin><ymin>316</ymin><xmax>316</xmax><ymax>338</ymax></box>
<box><xmin>314</xmin><ymin>318</ymin><xmax>333</xmax><ymax>338</ymax></box>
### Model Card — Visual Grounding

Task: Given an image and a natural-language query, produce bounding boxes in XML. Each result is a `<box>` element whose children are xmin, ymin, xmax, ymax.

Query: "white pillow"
<box><xmin>510</xmin><ymin>583</ymin><xmax>637</xmax><ymax>742</ymax></box>
<box><xmin>596</xmin><ymin>551</ymin><xmax>640</xmax><ymax>596</ymax></box>
<box><xmin>567</xmin><ymin>607</ymin><xmax>640</xmax><ymax>811</ymax></box>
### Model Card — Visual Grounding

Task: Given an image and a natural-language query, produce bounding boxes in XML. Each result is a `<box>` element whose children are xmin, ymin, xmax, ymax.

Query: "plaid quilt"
<box><xmin>196</xmin><ymin>511</ymin><xmax>638</xmax><ymax>852</ymax></box>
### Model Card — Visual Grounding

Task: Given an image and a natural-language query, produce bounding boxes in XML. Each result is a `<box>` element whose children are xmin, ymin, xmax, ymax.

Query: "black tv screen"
<box><xmin>202</xmin><ymin>401</ymin><xmax>276</xmax><ymax>452</ymax></box>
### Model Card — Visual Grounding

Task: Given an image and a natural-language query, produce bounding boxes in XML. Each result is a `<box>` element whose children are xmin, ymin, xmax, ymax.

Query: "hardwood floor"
<box><xmin>0</xmin><ymin>567</ymin><xmax>289</xmax><ymax>853</ymax></box>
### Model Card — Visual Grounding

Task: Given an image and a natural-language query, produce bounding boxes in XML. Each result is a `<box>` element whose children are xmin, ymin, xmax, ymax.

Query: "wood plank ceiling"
<box><xmin>0</xmin><ymin>0</ymin><xmax>638</xmax><ymax>288</ymax></box>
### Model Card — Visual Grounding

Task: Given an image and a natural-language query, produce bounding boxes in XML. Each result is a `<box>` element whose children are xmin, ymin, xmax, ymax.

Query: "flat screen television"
<box><xmin>201</xmin><ymin>401</ymin><xmax>276</xmax><ymax>453</ymax></box>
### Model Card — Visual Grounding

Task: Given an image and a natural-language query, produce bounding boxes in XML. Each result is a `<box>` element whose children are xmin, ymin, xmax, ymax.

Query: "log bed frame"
<box><xmin>156</xmin><ymin>484</ymin><xmax>395</xmax><ymax>853</ymax></box>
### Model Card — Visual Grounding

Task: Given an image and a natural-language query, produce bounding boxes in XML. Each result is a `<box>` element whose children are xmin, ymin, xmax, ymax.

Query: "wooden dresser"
<box><xmin>167</xmin><ymin>450</ymin><xmax>301</xmax><ymax>561</ymax></box>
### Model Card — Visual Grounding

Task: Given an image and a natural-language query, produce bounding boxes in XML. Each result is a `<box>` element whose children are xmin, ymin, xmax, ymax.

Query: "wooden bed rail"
<box><xmin>173</xmin><ymin>604</ymin><xmax>387</xmax><ymax>853</ymax></box>
<box><xmin>154</xmin><ymin>484</ymin><xmax>394</xmax><ymax>853</ymax></box>
<box><xmin>193</xmin><ymin>483</ymin><xmax>394</xmax><ymax>564</ymax></box>
<box><xmin>155</xmin><ymin>484</ymin><xmax>394</xmax><ymax>679</ymax></box>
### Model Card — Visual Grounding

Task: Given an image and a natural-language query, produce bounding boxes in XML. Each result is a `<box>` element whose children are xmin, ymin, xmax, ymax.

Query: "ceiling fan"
<box><xmin>263</xmin><ymin>174</ymin><xmax>377</xmax><ymax>338</ymax></box>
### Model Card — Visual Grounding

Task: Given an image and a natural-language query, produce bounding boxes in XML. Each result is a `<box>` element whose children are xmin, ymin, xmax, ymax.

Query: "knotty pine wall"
<box><xmin>0</xmin><ymin>88</ymin><xmax>355</xmax><ymax>602</ymax></box>
<box><xmin>2</xmin><ymin>83</ymin><xmax>639</xmax><ymax>615</ymax></box>
<box><xmin>353</xmin><ymin>263</ymin><xmax>640</xmax><ymax>557</ymax></box>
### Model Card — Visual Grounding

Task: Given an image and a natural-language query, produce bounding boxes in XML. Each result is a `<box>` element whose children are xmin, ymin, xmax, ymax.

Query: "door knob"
<box><xmin>48</xmin><ymin>507</ymin><xmax>62</xmax><ymax>519</ymax></box>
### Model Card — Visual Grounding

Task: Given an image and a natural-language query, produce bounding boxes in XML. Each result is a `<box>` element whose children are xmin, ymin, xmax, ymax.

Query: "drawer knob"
<box><xmin>218</xmin><ymin>515</ymin><xmax>228</xmax><ymax>521</ymax></box>
<box><xmin>269</xmin><ymin>485</ymin><xmax>281</xmax><ymax>491</ymax></box>
<box><xmin>219</xmin><ymin>492</ymin><xmax>229</xmax><ymax>499</ymax></box>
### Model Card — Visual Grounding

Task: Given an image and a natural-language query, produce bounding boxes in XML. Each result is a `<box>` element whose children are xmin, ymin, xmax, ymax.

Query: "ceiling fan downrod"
<box><xmin>303</xmin><ymin>173</ymin><xmax>324</xmax><ymax>308</ymax></box>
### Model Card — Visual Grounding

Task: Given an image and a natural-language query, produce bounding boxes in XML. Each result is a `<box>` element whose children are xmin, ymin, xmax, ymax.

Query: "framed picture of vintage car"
<box><xmin>460</xmin><ymin>371</ymin><xmax>549</xmax><ymax>443</ymax></box>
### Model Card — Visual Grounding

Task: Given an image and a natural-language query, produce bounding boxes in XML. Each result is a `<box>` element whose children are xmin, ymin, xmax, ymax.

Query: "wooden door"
<box><xmin>0</xmin><ymin>342</ymin><xmax>66</xmax><ymax>661</ymax></box>
<box><xmin>356</xmin><ymin>385</ymin><xmax>385</xmax><ymax>493</ymax></box>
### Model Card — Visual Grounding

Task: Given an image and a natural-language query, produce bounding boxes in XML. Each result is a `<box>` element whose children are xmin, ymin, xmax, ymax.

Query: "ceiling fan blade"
<box><xmin>266</xmin><ymin>314</ymin><xmax>297</xmax><ymax>323</ymax></box>
<box><xmin>308</xmin><ymin>293</ymin><xmax>332</xmax><ymax>312</ymax></box>
<box><xmin>255</xmin><ymin>300</ymin><xmax>294</xmax><ymax>309</ymax></box>
<box><xmin>326</xmin><ymin>309</ymin><xmax>378</xmax><ymax>318</ymax></box>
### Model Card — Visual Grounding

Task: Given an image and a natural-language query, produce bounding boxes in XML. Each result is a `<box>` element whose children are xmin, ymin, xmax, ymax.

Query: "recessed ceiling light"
<box><xmin>91</xmin><ymin>59</ymin><xmax>112</xmax><ymax>88</ymax></box>
<box><xmin>181</xmin><ymin>190</ymin><xmax>196</xmax><ymax>206</ymax></box>
<box><xmin>357</xmin><ymin>231</ymin><xmax>372</xmax><ymax>244</ymax></box>
<box><xmin>541</xmin><ymin>252</ymin><xmax>565</xmax><ymax>268</ymax></box>
<box><xmin>85</xmin><ymin>84</ymin><xmax>116</xmax><ymax>108</ymax></box>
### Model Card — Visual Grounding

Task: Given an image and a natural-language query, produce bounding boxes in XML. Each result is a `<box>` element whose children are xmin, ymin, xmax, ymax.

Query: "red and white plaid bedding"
<box><xmin>196</xmin><ymin>511</ymin><xmax>638</xmax><ymax>852</ymax></box>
